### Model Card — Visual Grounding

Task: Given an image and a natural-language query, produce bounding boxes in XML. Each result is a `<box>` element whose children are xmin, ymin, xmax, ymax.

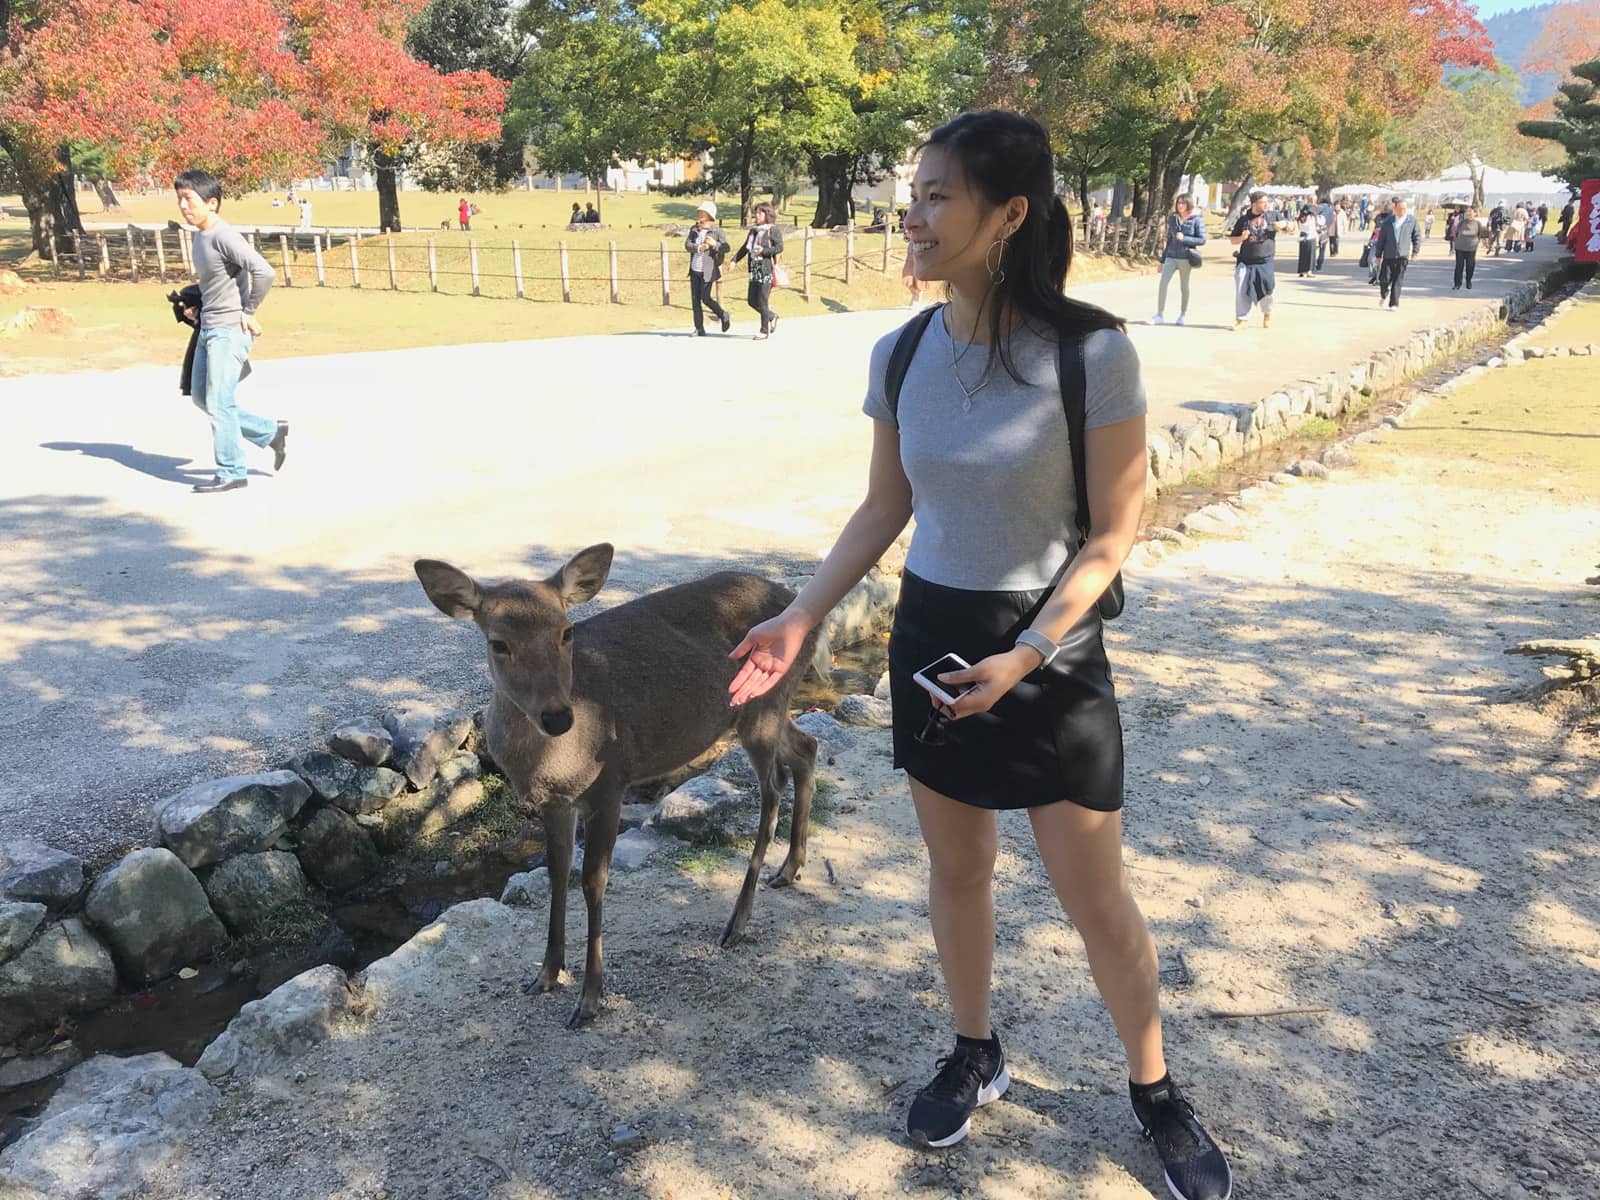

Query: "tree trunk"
<box><xmin>92</xmin><ymin>178</ymin><xmax>122</xmax><ymax>212</ymax></box>
<box><xmin>373</xmin><ymin>147</ymin><xmax>402</xmax><ymax>232</ymax></box>
<box><xmin>1130</xmin><ymin>181</ymin><xmax>1146</xmax><ymax>223</ymax></box>
<box><xmin>42</xmin><ymin>146</ymin><xmax>85</xmax><ymax>256</ymax></box>
<box><xmin>1076</xmin><ymin>170</ymin><xmax>1092</xmax><ymax>235</ymax></box>
<box><xmin>1110</xmin><ymin>178</ymin><xmax>1130</xmax><ymax>220</ymax></box>
<box><xmin>738</xmin><ymin>117</ymin><xmax>757</xmax><ymax>227</ymax></box>
<box><xmin>1223</xmin><ymin>174</ymin><xmax>1255</xmax><ymax>227</ymax></box>
<box><xmin>811</xmin><ymin>152</ymin><xmax>852</xmax><ymax>227</ymax></box>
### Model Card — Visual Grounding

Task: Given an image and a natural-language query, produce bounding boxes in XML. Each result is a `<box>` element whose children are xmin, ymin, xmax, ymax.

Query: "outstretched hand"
<box><xmin>728</xmin><ymin>609</ymin><xmax>813</xmax><ymax>706</ymax></box>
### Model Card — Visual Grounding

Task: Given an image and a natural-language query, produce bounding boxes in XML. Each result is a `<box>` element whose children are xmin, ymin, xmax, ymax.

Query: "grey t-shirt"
<box><xmin>863</xmin><ymin>313</ymin><xmax>1147</xmax><ymax>591</ymax></box>
<box><xmin>192</xmin><ymin>220</ymin><xmax>275</xmax><ymax>329</ymax></box>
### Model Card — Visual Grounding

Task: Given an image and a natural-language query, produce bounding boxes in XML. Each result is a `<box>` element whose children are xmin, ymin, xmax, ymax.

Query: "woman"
<box><xmin>684</xmin><ymin>201</ymin><xmax>731</xmax><ymax>336</ymax></box>
<box><xmin>1508</xmin><ymin>205</ymin><xmax>1527</xmax><ymax>254</ymax></box>
<box><xmin>1365</xmin><ymin>201</ymin><xmax>1391</xmax><ymax>285</ymax></box>
<box><xmin>727</xmin><ymin>110</ymin><xmax>1231</xmax><ymax>1200</ymax></box>
<box><xmin>733</xmin><ymin>201</ymin><xmax>784</xmax><ymax>339</ymax></box>
<box><xmin>1296</xmin><ymin>205</ymin><xmax>1317</xmax><ymax>276</ymax></box>
<box><xmin>1151</xmin><ymin>194</ymin><xmax>1206</xmax><ymax>325</ymax></box>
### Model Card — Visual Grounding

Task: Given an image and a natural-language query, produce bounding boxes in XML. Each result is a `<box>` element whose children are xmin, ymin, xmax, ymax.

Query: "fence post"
<box><xmin>126</xmin><ymin>227</ymin><xmax>140</xmax><ymax>283</ymax></box>
<box><xmin>512</xmin><ymin>240</ymin><xmax>525</xmax><ymax>299</ymax></box>
<box><xmin>74</xmin><ymin>231</ymin><xmax>86</xmax><ymax>281</ymax></box>
<box><xmin>427</xmin><ymin>237</ymin><xmax>438</xmax><ymax>292</ymax></box>
<box><xmin>882</xmin><ymin>220</ymin><xmax>892</xmax><ymax>273</ymax></box>
<box><xmin>178</xmin><ymin>229</ymin><xmax>191</xmax><ymax>276</ymax></box>
<box><xmin>349</xmin><ymin>235</ymin><xmax>361</xmax><ymax>288</ymax></box>
<box><xmin>313</xmin><ymin>235</ymin><xmax>326</xmax><ymax>286</ymax></box>
<box><xmin>279</xmin><ymin>234</ymin><xmax>294</xmax><ymax>287</ymax></box>
<box><xmin>469</xmin><ymin>239</ymin><xmax>480</xmax><ymax>296</ymax></box>
<box><xmin>845</xmin><ymin>226</ymin><xmax>854</xmax><ymax>285</ymax></box>
<box><xmin>248</xmin><ymin>230</ymin><xmax>259</xmax><ymax>253</ymax></box>
<box><xmin>47</xmin><ymin>233</ymin><xmax>61</xmax><ymax>280</ymax></box>
<box><xmin>802</xmin><ymin>228</ymin><xmax>813</xmax><ymax>301</ymax></box>
<box><xmin>97</xmin><ymin>234</ymin><xmax>109</xmax><ymax>280</ymax></box>
<box><xmin>609</xmin><ymin>240</ymin><xmax>619</xmax><ymax>304</ymax></box>
<box><xmin>659</xmin><ymin>241</ymin><xmax>670</xmax><ymax>306</ymax></box>
<box><xmin>154</xmin><ymin>228</ymin><xmax>167</xmax><ymax>282</ymax></box>
<box><xmin>559</xmin><ymin>241</ymin><xmax>571</xmax><ymax>302</ymax></box>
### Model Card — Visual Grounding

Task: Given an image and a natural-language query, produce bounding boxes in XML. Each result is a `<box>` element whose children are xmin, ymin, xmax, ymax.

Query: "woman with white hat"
<box><xmin>685</xmin><ymin>201</ymin><xmax>731</xmax><ymax>336</ymax></box>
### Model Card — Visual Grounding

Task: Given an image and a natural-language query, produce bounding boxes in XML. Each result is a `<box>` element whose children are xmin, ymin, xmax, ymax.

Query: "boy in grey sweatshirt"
<box><xmin>174</xmin><ymin>169</ymin><xmax>288</xmax><ymax>492</ymax></box>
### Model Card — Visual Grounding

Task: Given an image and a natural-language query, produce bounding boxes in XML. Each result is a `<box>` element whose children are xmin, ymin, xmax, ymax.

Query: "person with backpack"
<box><xmin>684</xmin><ymin>201</ymin><xmax>731</xmax><ymax>336</ymax></box>
<box><xmin>1451</xmin><ymin>205</ymin><xmax>1483</xmax><ymax>290</ymax></box>
<box><xmin>1231</xmin><ymin>190</ymin><xmax>1278</xmax><ymax>329</ymax></box>
<box><xmin>1151</xmin><ymin>194</ymin><xmax>1206</xmax><ymax>325</ymax></box>
<box><xmin>726</xmin><ymin>109</ymin><xmax>1232</xmax><ymax>1200</ymax></box>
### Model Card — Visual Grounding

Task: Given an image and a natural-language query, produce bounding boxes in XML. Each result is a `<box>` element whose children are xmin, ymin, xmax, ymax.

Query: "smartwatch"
<box><xmin>1015</xmin><ymin>628</ymin><xmax>1060</xmax><ymax>668</ymax></box>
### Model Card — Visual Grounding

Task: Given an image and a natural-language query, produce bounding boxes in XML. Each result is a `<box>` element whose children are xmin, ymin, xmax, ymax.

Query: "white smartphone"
<box><xmin>913</xmin><ymin>653</ymin><xmax>975</xmax><ymax>707</ymax></box>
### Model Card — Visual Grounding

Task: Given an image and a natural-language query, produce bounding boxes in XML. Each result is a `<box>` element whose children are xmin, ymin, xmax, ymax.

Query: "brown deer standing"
<box><xmin>414</xmin><ymin>545</ymin><xmax>821</xmax><ymax>1027</ymax></box>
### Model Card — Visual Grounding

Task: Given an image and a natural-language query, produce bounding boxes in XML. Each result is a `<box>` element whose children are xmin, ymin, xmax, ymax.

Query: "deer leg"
<box><xmin>570</xmin><ymin>788</ymin><xmax>620</xmax><ymax>1028</ymax></box>
<box><xmin>522</xmin><ymin>803</ymin><xmax>575</xmax><ymax>996</ymax></box>
<box><xmin>723</xmin><ymin>707</ymin><xmax>782</xmax><ymax>948</ymax></box>
<box><xmin>769</xmin><ymin>721</ymin><xmax>818</xmax><ymax>889</ymax></box>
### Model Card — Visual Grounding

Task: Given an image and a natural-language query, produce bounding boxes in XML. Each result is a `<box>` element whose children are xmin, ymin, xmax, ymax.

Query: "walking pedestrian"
<box><xmin>1359</xmin><ymin>195</ymin><xmax>1370</xmax><ymax>230</ymax></box>
<box><xmin>685</xmin><ymin>201</ymin><xmax>731</xmax><ymax>336</ymax></box>
<box><xmin>1508</xmin><ymin>205</ymin><xmax>1527</xmax><ymax>254</ymax></box>
<box><xmin>1363</xmin><ymin>201</ymin><xmax>1389</xmax><ymax>285</ymax></box>
<box><xmin>1296</xmin><ymin>205</ymin><xmax>1317</xmax><ymax>277</ymax></box>
<box><xmin>1375</xmin><ymin>196</ymin><xmax>1420</xmax><ymax>310</ymax></box>
<box><xmin>1558</xmin><ymin>197</ymin><xmax>1575</xmax><ymax>241</ymax></box>
<box><xmin>1315</xmin><ymin>198</ymin><xmax>1332</xmax><ymax>270</ymax></box>
<box><xmin>458</xmin><ymin>198</ymin><xmax>471</xmax><ymax>231</ymax></box>
<box><xmin>173</xmin><ymin>169</ymin><xmax>287</xmax><ymax>494</ymax></box>
<box><xmin>1489</xmin><ymin>202</ymin><xmax>1507</xmax><ymax>255</ymax></box>
<box><xmin>1451</xmin><ymin>205</ymin><xmax>1482</xmax><ymax>290</ymax></box>
<box><xmin>1231</xmin><ymin>190</ymin><xmax>1277</xmax><ymax>329</ymax></box>
<box><xmin>1424</xmin><ymin>208</ymin><xmax>1435</xmax><ymax>238</ymax></box>
<box><xmin>297</xmin><ymin>196</ymin><xmax>312</xmax><ymax>230</ymax></box>
<box><xmin>732</xmin><ymin>200</ymin><xmax>784</xmax><ymax>339</ymax></box>
<box><xmin>1151</xmin><ymin>194</ymin><xmax>1205</xmax><ymax>325</ymax></box>
<box><xmin>1330</xmin><ymin>200</ymin><xmax>1348</xmax><ymax>257</ymax></box>
<box><xmin>727</xmin><ymin>108</ymin><xmax>1232</xmax><ymax>1200</ymax></box>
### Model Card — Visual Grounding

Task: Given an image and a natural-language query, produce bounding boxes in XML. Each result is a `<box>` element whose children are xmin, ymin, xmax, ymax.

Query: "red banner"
<box><xmin>1578</xmin><ymin>179</ymin><xmax>1600</xmax><ymax>263</ymax></box>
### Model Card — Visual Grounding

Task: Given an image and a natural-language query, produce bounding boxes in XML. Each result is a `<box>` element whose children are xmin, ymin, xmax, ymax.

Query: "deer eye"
<box><xmin>488</xmin><ymin>639</ymin><xmax>509</xmax><ymax>655</ymax></box>
<box><xmin>561</xmin><ymin>626</ymin><xmax>575</xmax><ymax>645</ymax></box>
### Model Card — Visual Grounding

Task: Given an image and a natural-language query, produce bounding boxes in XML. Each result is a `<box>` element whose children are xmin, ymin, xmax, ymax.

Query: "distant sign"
<box><xmin>1579</xmin><ymin>180</ymin><xmax>1600</xmax><ymax>263</ymax></box>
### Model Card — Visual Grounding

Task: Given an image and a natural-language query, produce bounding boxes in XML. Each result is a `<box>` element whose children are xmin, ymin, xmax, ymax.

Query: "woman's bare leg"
<box><xmin>909</xmin><ymin>777</ymin><xmax>998</xmax><ymax>1040</ymax></box>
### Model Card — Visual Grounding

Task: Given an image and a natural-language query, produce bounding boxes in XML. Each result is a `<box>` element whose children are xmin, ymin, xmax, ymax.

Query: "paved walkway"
<box><xmin>0</xmin><ymin>237</ymin><xmax>1559</xmax><ymax>858</ymax></box>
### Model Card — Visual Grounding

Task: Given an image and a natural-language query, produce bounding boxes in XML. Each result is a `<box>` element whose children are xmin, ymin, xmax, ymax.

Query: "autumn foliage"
<box><xmin>0</xmin><ymin>0</ymin><xmax>506</xmax><ymax>246</ymax></box>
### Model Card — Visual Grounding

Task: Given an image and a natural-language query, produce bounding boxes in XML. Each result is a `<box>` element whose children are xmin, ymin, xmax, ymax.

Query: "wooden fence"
<box><xmin>43</xmin><ymin>218</ymin><xmax>1164</xmax><ymax>304</ymax></box>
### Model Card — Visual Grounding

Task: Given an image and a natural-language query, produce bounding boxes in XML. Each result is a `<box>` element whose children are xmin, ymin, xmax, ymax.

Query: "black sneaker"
<box><xmin>269</xmin><ymin>421</ymin><xmax>289</xmax><ymax>471</ymax></box>
<box><xmin>1131</xmin><ymin>1076</ymin><xmax>1232</xmax><ymax>1200</ymax></box>
<box><xmin>906</xmin><ymin>1035</ymin><xmax>1009</xmax><ymax>1148</ymax></box>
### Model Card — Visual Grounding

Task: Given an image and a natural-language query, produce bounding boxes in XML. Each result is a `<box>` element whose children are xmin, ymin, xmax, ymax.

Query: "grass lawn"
<box><xmin>1370</xmin><ymin>287</ymin><xmax>1600</xmax><ymax>493</ymax></box>
<box><xmin>0</xmin><ymin>186</ymin><xmax>1152</xmax><ymax>375</ymax></box>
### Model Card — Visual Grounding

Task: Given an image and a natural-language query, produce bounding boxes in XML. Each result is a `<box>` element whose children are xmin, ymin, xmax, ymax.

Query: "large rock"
<box><xmin>0</xmin><ymin>840</ymin><xmax>84</xmax><ymax>908</ymax></box>
<box><xmin>296</xmin><ymin>807</ymin><xmax>380</xmax><ymax>892</ymax></box>
<box><xmin>794</xmin><ymin>710</ymin><xmax>853</xmax><ymax>756</ymax></box>
<box><xmin>823</xmin><ymin>568</ymin><xmax>899</xmax><ymax>652</ymax></box>
<box><xmin>611</xmin><ymin>827</ymin><xmax>671</xmax><ymax>871</ymax></box>
<box><xmin>332</xmin><ymin>765</ymin><xmax>407</xmax><ymax>816</ymax></box>
<box><xmin>382</xmin><ymin>705</ymin><xmax>474</xmax><ymax>788</ymax></box>
<box><xmin>500</xmin><ymin>867</ymin><xmax>550</xmax><ymax>908</ymax></box>
<box><xmin>0</xmin><ymin>899</ymin><xmax>47</xmax><ymax>964</ymax></box>
<box><xmin>835</xmin><ymin>694</ymin><xmax>893</xmax><ymax>728</ymax></box>
<box><xmin>195</xmin><ymin>964</ymin><xmax>353</xmax><ymax>1083</ymax></box>
<box><xmin>359</xmin><ymin>900</ymin><xmax>525</xmax><ymax>1013</ymax></box>
<box><xmin>154</xmin><ymin>771</ymin><xmax>312</xmax><ymax>869</ymax></box>
<box><xmin>373</xmin><ymin>751</ymin><xmax>484</xmax><ymax>850</ymax></box>
<box><xmin>0</xmin><ymin>1053</ymin><xmax>218</xmax><ymax>1200</ymax></box>
<box><xmin>201</xmin><ymin>851</ymin><xmax>309</xmax><ymax>939</ymax></box>
<box><xmin>327</xmin><ymin>719</ymin><xmax>394</xmax><ymax>767</ymax></box>
<box><xmin>83</xmin><ymin>848</ymin><xmax>226</xmax><ymax>985</ymax></box>
<box><xmin>649</xmin><ymin>773</ymin><xmax>751</xmax><ymax>842</ymax></box>
<box><xmin>287</xmin><ymin>750</ymin><xmax>360</xmax><ymax>803</ymax></box>
<box><xmin>0</xmin><ymin>919</ymin><xmax>118</xmax><ymax>1039</ymax></box>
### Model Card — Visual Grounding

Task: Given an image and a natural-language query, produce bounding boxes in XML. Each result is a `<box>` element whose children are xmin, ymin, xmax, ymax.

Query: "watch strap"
<box><xmin>1015</xmin><ymin>628</ymin><xmax>1059</xmax><ymax>668</ymax></box>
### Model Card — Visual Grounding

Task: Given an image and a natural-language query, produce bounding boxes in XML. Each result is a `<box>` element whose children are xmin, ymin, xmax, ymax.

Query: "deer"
<box><xmin>414</xmin><ymin>545</ymin><xmax>823</xmax><ymax>1027</ymax></box>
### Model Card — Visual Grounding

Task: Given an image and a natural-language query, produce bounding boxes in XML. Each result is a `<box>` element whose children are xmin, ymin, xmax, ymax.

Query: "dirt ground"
<box><xmin>117</xmin><ymin>298</ymin><xmax>1600</xmax><ymax>1200</ymax></box>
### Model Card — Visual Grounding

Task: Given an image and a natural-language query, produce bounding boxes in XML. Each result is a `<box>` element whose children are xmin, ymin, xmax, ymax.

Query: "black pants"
<box><xmin>1328</xmin><ymin>232</ymin><xmax>1340</xmax><ymax>257</ymax></box>
<box><xmin>1453</xmin><ymin>250</ymin><xmax>1477</xmax><ymax>289</ymax></box>
<box><xmin>746</xmin><ymin>276</ymin><xmax>775</xmax><ymax>333</ymax></box>
<box><xmin>1378</xmin><ymin>257</ymin><xmax>1409</xmax><ymax>307</ymax></box>
<box><xmin>1298</xmin><ymin>241</ymin><xmax>1315</xmax><ymax>274</ymax></box>
<box><xmin>690</xmin><ymin>274</ymin><xmax>726</xmax><ymax>333</ymax></box>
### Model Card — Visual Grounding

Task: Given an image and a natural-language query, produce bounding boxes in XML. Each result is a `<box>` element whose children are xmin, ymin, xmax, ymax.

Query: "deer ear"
<box><xmin>553</xmin><ymin>543</ymin><xmax>613</xmax><ymax>608</ymax></box>
<box><xmin>415</xmin><ymin>560</ymin><xmax>482</xmax><ymax>619</ymax></box>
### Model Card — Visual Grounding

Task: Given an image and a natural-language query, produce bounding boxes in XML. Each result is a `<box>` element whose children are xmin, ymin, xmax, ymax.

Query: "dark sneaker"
<box><xmin>906</xmin><ymin>1036</ymin><xmax>1009</xmax><ymax>1148</ymax></box>
<box><xmin>193</xmin><ymin>476</ymin><xmax>247</xmax><ymax>494</ymax></box>
<box><xmin>269</xmin><ymin>421</ymin><xmax>289</xmax><ymax>471</ymax></box>
<box><xmin>1131</xmin><ymin>1077</ymin><xmax>1232</xmax><ymax>1200</ymax></box>
<box><xmin>720</xmin><ymin>312</ymin><xmax>731</xmax><ymax>333</ymax></box>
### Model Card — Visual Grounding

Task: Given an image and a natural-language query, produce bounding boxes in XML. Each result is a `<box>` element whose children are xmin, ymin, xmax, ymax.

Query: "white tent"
<box><xmin>1330</xmin><ymin>183</ymin><xmax>1382</xmax><ymax>197</ymax></box>
<box><xmin>1375</xmin><ymin>164</ymin><xmax>1571</xmax><ymax>209</ymax></box>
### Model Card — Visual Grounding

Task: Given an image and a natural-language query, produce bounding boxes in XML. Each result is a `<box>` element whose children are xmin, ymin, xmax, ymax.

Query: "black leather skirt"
<box><xmin>887</xmin><ymin>570</ymin><xmax>1124</xmax><ymax>811</ymax></box>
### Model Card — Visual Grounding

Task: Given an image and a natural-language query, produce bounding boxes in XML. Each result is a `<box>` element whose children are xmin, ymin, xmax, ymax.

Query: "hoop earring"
<box><xmin>985</xmin><ymin>236</ymin><xmax>1008</xmax><ymax>285</ymax></box>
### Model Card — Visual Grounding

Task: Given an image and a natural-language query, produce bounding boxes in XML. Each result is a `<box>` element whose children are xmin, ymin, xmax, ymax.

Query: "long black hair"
<box><xmin>922</xmin><ymin>110</ymin><xmax>1123</xmax><ymax>382</ymax></box>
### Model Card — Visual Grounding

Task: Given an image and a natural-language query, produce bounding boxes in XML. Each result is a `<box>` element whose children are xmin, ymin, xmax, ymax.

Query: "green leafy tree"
<box><xmin>407</xmin><ymin>0</ymin><xmax>530</xmax><ymax>187</ymax></box>
<box><xmin>1519</xmin><ymin>57</ymin><xmax>1600</xmax><ymax>189</ymax></box>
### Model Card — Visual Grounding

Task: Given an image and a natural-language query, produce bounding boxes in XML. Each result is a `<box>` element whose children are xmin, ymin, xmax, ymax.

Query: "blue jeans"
<box><xmin>192</xmin><ymin>325</ymin><xmax>275</xmax><ymax>481</ymax></box>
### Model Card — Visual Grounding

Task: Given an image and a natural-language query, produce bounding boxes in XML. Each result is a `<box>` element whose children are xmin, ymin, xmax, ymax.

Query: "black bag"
<box><xmin>1358</xmin><ymin>242</ymin><xmax>1373</xmax><ymax>268</ymax></box>
<box><xmin>1184</xmin><ymin>247</ymin><xmax>1203</xmax><ymax>268</ymax></box>
<box><xmin>883</xmin><ymin>304</ymin><xmax>1125</xmax><ymax>620</ymax></box>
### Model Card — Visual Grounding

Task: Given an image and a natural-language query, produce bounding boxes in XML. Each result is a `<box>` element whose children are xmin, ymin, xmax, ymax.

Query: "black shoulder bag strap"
<box><xmin>1059</xmin><ymin>333</ymin><xmax>1125</xmax><ymax>620</ymax></box>
<box><xmin>882</xmin><ymin>305</ymin><xmax>1124</xmax><ymax>621</ymax></box>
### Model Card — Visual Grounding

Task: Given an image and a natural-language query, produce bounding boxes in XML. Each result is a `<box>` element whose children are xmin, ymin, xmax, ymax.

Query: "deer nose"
<box><xmin>539</xmin><ymin>708</ymin><xmax>574</xmax><ymax>737</ymax></box>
